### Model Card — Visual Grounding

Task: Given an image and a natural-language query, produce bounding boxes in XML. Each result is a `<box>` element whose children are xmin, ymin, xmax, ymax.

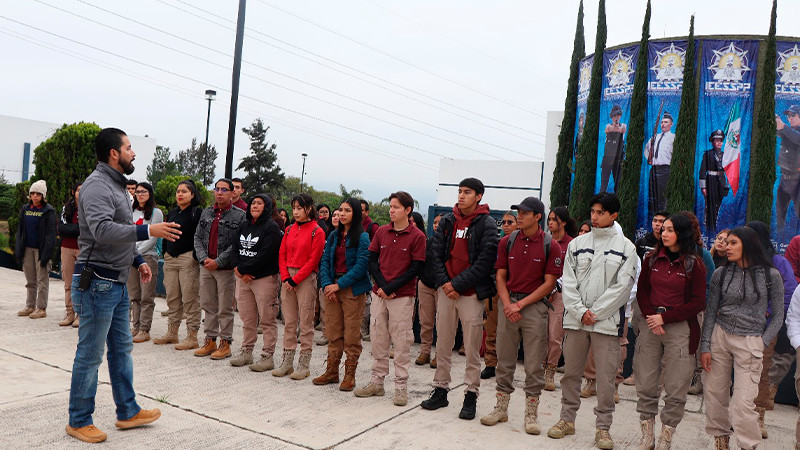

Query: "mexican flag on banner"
<box><xmin>722</xmin><ymin>101</ymin><xmax>742</xmax><ymax>196</ymax></box>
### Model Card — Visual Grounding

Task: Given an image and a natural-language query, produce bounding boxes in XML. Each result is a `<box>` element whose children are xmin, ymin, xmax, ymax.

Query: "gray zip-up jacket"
<box><xmin>77</xmin><ymin>162</ymin><xmax>149</xmax><ymax>283</ymax></box>
<box><xmin>700</xmin><ymin>263</ymin><xmax>784</xmax><ymax>353</ymax></box>
<box><xmin>193</xmin><ymin>205</ymin><xmax>246</xmax><ymax>270</ymax></box>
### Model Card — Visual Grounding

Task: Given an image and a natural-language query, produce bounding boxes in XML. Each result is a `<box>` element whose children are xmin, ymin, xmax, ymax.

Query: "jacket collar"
<box><xmin>96</xmin><ymin>162</ymin><xmax>127</xmax><ymax>187</ymax></box>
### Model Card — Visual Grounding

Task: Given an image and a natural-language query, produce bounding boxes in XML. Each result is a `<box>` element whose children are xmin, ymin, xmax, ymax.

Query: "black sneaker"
<box><xmin>421</xmin><ymin>387</ymin><xmax>449</xmax><ymax>410</ymax></box>
<box><xmin>480</xmin><ymin>366</ymin><xmax>496</xmax><ymax>379</ymax></box>
<box><xmin>459</xmin><ymin>391</ymin><xmax>478</xmax><ymax>420</ymax></box>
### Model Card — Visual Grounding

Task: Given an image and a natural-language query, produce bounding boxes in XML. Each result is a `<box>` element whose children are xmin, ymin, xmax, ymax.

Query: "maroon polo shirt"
<box><xmin>368</xmin><ymin>223</ymin><xmax>426</xmax><ymax>297</ymax></box>
<box><xmin>644</xmin><ymin>249</ymin><xmax>693</xmax><ymax>309</ymax></box>
<box><xmin>334</xmin><ymin>237</ymin><xmax>348</xmax><ymax>274</ymax></box>
<box><xmin>495</xmin><ymin>228</ymin><xmax>562</xmax><ymax>293</ymax></box>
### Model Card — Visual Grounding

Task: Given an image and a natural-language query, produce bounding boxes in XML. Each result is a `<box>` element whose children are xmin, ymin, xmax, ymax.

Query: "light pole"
<box><xmin>300</xmin><ymin>153</ymin><xmax>308</xmax><ymax>193</ymax></box>
<box><xmin>204</xmin><ymin>89</ymin><xmax>216</xmax><ymax>186</ymax></box>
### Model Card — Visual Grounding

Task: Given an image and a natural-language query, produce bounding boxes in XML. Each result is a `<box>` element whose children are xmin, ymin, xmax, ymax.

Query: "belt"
<box><xmin>655</xmin><ymin>306</ymin><xmax>673</xmax><ymax>313</ymax></box>
<box><xmin>509</xmin><ymin>291</ymin><xmax>554</xmax><ymax>310</ymax></box>
<box><xmin>334</xmin><ymin>272</ymin><xmax>347</xmax><ymax>282</ymax></box>
<box><xmin>706</xmin><ymin>170</ymin><xmax>721</xmax><ymax>176</ymax></box>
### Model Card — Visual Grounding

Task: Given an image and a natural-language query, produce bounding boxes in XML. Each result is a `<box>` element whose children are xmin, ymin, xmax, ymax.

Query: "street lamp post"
<box><xmin>300</xmin><ymin>153</ymin><xmax>308</xmax><ymax>193</ymax></box>
<box><xmin>204</xmin><ymin>89</ymin><xmax>216</xmax><ymax>186</ymax></box>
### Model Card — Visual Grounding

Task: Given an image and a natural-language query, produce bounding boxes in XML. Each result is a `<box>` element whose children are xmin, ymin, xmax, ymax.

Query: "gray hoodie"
<box><xmin>77</xmin><ymin>162</ymin><xmax>148</xmax><ymax>283</ymax></box>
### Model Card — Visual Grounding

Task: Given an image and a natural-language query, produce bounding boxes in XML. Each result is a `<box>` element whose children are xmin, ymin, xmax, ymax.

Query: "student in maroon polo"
<box><xmin>481</xmin><ymin>196</ymin><xmax>561</xmax><ymax>434</ymax></box>
<box><xmin>353</xmin><ymin>191</ymin><xmax>426</xmax><ymax>407</ymax></box>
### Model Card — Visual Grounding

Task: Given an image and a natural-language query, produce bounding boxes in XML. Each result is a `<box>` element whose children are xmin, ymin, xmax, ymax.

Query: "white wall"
<box><xmin>436</xmin><ymin>159</ymin><xmax>544</xmax><ymax>210</ymax></box>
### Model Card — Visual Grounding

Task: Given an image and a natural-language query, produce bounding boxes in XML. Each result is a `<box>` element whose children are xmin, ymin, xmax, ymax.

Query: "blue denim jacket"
<box><xmin>319</xmin><ymin>230</ymin><xmax>371</xmax><ymax>296</ymax></box>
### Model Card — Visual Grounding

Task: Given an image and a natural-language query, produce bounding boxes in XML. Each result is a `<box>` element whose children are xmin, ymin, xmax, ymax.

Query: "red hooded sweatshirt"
<box><xmin>446</xmin><ymin>203</ymin><xmax>491</xmax><ymax>295</ymax></box>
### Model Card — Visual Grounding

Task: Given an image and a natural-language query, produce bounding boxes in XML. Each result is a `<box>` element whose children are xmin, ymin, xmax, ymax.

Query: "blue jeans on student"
<box><xmin>68</xmin><ymin>276</ymin><xmax>140</xmax><ymax>428</ymax></box>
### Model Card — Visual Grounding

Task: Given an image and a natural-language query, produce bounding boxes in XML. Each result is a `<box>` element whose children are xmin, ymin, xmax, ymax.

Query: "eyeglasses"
<box><xmin>134</xmin><ymin>190</ymin><xmax>149</xmax><ymax>195</ymax></box>
<box><xmin>502</xmin><ymin>220</ymin><xmax>515</xmax><ymax>225</ymax></box>
<box><xmin>788</xmin><ymin>112</ymin><xmax>798</xmax><ymax>117</ymax></box>
<box><xmin>214</xmin><ymin>187</ymin><xmax>230</xmax><ymax>193</ymax></box>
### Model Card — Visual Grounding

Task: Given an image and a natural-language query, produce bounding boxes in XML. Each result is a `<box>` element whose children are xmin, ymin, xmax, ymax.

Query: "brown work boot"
<box><xmin>544</xmin><ymin>364</ymin><xmax>557</xmax><ymax>391</ymax></box>
<box><xmin>757</xmin><ymin>406</ymin><xmax>768</xmax><ymax>438</ymax></box>
<box><xmin>713</xmin><ymin>435</ymin><xmax>729</xmax><ymax>450</ymax></box>
<box><xmin>29</xmin><ymin>308</ymin><xmax>47</xmax><ymax>319</ymax></box>
<box><xmin>115</xmin><ymin>408</ymin><xmax>161</xmax><ymax>429</ymax></box>
<box><xmin>340</xmin><ymin>357</ymin><xmax>358</xmax><ymax>391</ymax></box>
<box><xmin>766</xmin><ymin>382</ymin><xmax>777</xmax><ymax>410</ymax></box>
<box><xmin>430</xmin><ymin>354</ymin><xmax>437</xmax><ymax>368</ymax></box>
<box><xmin>581</xmin><ymin>378</ymin><xmax>596</xmax><ymax>398</ymax></box>
<box><xmin>153</xmin><ymin>323</ymin><xmax>180</xmax><ymax>345</ymax></box>
<box><xmin>175</xmin><ymin>329</ymin><xmax>199</xmax><ymax>350</ymax></box>
<box><xmin>312</xmin><ymin>352</ymin><xmax>341</xmax><ymax>385</ymax></box>
<box><xmin>132</xmin><ymin>330</ymin><xmax>150</xmax><ymax>343</ymax></box>
<box><xmin>194</xmin><ymin>337</ymin><xmax>217</xmax><ymax>357</ymax></box>
<box><xmin>210</xmin><ymin>339</ymin><xmax>232</xmax><ymax>359</ymax></box>
<box><xmin>72</xmin><ymin>316</ymin><xmax>80</xmax><ymax>328</ymax></box>
<box><xmin>59</xmin><ymin>311</ymin><xmax>76</xmax><ymax>326</ymax></box>
<box><xmin>415</xmin><ymin>352</ymin><xmax>430</xmax><ymax>366</ymax></box>
<box><xmin>66</xmin><ymin>424</ymin><xmax>107</xmax><ymax>443</ymax></box>
<box><xmin>17</xmin><ymin>307</ymin><xmax>34</xmax><ymax>316</ymax></box>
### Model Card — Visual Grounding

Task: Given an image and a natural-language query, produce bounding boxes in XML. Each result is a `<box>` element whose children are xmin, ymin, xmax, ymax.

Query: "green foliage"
<box><xmin>550</xmin><ymin>0</ymin><xmax>585</xmax><ymax>209</ymax></box>
<box><xmin>9</xmin><ymin>180</ymin><xmax>32</xmax><ymax>252</ymax></box>
<box><xmin>0</xmin><ymin>183</ymin><xmax>17</xmax><ymax>220</ymax></box>
<box><xmin>665</xmin><ymin>16</ymin><xmax>699</xmax><ymax>213</ymax></box>
<box><xmin>237</xmin><ymin>118</ymin><xmax>286</xmax><ymax>195</ymax></box>
<box><xmin>748</xmin><ymin>0</ymin><xmax>777</xmax><ymax>224</ymax></box>
<box><xmin>617</xmin><ymin>0</ymin><xmax>651</xmax><ymax>239</ymax></box>
<box><xmin>569</xmin><ymin>0</ymin><xmax>606</xmax><ymax>222</ymax></box>
<box><xmin>273</xmin><ymin>177</ymin><xmax>391</xmax><ymax>224</ymax></box>
<box><xmin>174</xmin><ymin>139</ymin><xmax>217</xmax><ymax>187</ymax></box>
<box><xmin>154</xmin><ymin>174</ymin><xmax>212</xmax><ymax>213</ymax></box>
<box><xmin>146</xmin><ymin>145</ymin><xmax>179</xmax><ymax>190</ymax></box>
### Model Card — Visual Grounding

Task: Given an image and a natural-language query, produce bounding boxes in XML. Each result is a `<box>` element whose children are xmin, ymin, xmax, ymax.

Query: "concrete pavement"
<box><xmin>0</xmin><ymin>267</ymin><xmax>797</xmax><ymax>449</ymax></box>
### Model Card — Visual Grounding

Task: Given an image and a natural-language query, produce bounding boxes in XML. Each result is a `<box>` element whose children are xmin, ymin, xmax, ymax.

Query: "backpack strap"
<box><xmin>543</xmin><ymin>232</ymin><xmax>551</xmax><ymax>262</ymax></box>
<box><xmin>506</xmin><ymin>229</ymin><xmax>520</xmax><ymax>254</ymax></box>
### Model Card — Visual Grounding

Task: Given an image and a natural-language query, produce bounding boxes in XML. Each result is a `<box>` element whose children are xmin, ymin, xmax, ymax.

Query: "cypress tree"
<box><xmin>550</xmin><ymin>0</ymin><xmax>585</xmax><ymax>209</ymax></box>
<box><xmin>748</xmin><ymin>0</ymin><xmax>777</xmax><ymax>224</ymax></box>
<box><xmin>618</xmin><ymin>0</ymin><xmax>651</xmax><ymax>239</ymax></box>
<box><xmin>569</xmin><ymin>0</ymin><xmax>606</xmax><ymax>222</ymax></box>
<box><xmin>665</xmin><ymin>16</ymin><xmax>698</xmax><ymax>213</ymax></box>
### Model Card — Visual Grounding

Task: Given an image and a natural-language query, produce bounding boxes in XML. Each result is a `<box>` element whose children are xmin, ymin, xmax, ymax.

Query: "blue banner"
<box><xmin>571</xmin><ymin>55</ymin><xmax>594</xmax><ymax>192</ymax></box>
<box><xmin>635</xmin><ymin>41</ymin><xmax>689</xmax><ymax>240</ymax></box>
<box><xmin>695</xmin><ymin>39</ymin><xmax>759</xmax><ymax>245</ymax></box>
<box><xmin>594</xmin><ymin>45</ymin><xmax>639</xmax><ymax>194</ymax></box>
<box><xmin>773</xmin><ymin>41</ymin><xmax>800</xmax><ymax>251</ymax></box>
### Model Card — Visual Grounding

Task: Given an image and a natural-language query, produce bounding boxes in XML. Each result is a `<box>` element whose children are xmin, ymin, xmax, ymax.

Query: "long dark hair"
<box><xmin>64</xmin><ymin>181</ymin><xmax>82</xmax><ymax>220</ymax></box>
<box><xmin>291</xmin><ymin>193</ymin><xmax>316</xmax><ymax>222</ymax></box>
<box><xmin>339</xmin><ymin>198</ymin><xmax>363</xmax><ymax>249</ymax></box>
<box><xmin>727</xmin><ymin>227</ymin><xmax>772</xmax><ymax>269</ymax></box>
<box><xmin>177</xmin><ymin>179</ymin><xmax>201</xmax><ymax>208</ymax></box>
<box><xmin>410</xmin><ymin>211</ymin><xmax>425</xmax><ymax>231</ymax></box>
<box><xmin>745</xmin><ymin>221</ymin><xmax>776</xmax><ymax>257</ymax></box>
<box><xmin>550</xmin><ymin>206</ymin><xmax>577</xmax><ymax>238</ymax></box>
<box><xmin>652</xmin><ymin>213</ymin><xmax>700</xmax><ymax>260</ymax></box>
<box><xmin>678</xmin><ymin>210</ymin><xmax>705</xmax><ymax>249</ymax></box>
<box><xmin>132</xmin><ymin>181</ymin><xmax>156</xmax><ymax>220</ymax></box>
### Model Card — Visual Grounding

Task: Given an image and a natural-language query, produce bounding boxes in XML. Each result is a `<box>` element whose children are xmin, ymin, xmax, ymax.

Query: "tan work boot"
<box><xmin>194</xmin><ymin>337</ymin><xmax>217</xmax><ymax>357</ymax></box>
<box><xmin>480</xmin><ymin>391</ymin><xmax>510</xmax><ymax>426</ymax></box>
<box><xmin>272</xmin><ymin>349</ymin><xmax>296</xmax><ymax>377</ymax></box>
<box><xmin>544</xmin><ymin>364</ymin><xmax>557</xmax><ymax>391</ymax></box>
<box><xmin>249</xmin><ymin>353</ymin><xmax>275</xmax><ymax>372</ymax></box>
<box><xmin>713</xmin><ymin>435</ymin><xmax>730</xmax><ymax>450</ymax></box>
<box><xmin>687</xmin><ymin>371</ymin><xmax>703</xmax><ymax>395</ymax></box>
<box><xmin>115</xmin><ymin>408</ymin><xmax>161</xmax><ymax>429</ymax></box>
<box><xmin>29</xmin><ymin>309</ymin><xmax>47</xmax><ymax>319</ymax></box>
<box><xmin>153</xmin><ymin>323</ymin><xmax>179</xmax><ymax>345</ymax></box>
<box><xmin>210</xmin><ymin>339</ymin><xmax>232</xmax><ymax>360</ymax></box>
<box><xmin>430</xmin><ymin>355</ymin><xmax>437</xmax><ymax>368</ymax></box>
<box><xmin>766</xmin><ymin>382</ymin><xmax>778</xmax><ymax>410</ymax></box>
<box><xmin>354</xmin><ymin>382</ymin><xmax>385</xmax><ymax>398</ymax></box>
<box><xmin>547</xmin><ymin>420</ymin><xmax>575</xmax><ymax>439</ymax></box>
<box><xmin>524</xmin><ymin>396</ymin><xmax>541</xmax><ymax>435</ymax></box>
<box><xmin>581</xmin><ymin>378</ymin><xmax>596</xmax><ymax>398</ymax></box>
<box><xmin>230</xmin><ymin>348</ymin><xmax>253</xmax><ymax>367</ymax></box>
<box><xmin>415</xmin><ymin>352</ymin><xmax>431</xmax><ymax>366</ymax></box>
<box><xmin>340</xmin><ymin>358</ymin><xmax>358</xmax><ymax>391</ymax></box>
<box><xmin>312</xmin><ymin>352</ymin><xmax>341</xmax><ymax>385</ymax></box>
<box><xmin>175</xmin><ymin>329</ymin><xmax>199</xmax><ymax>350</ymax></box>
<box><xmin>595</xmin><ymin>429</ymin><xmax>614</xmax><ymax>449</ymax></box>
<box><xmin>757</xmin><ymin>406</ymin><xmax>768</xmax><ymax>438</ymax></box>
<box><xmin>66</xmin><ymin>424</ymin><xmax>107</xmax><ymax>443</ymax></box>
<box><xmin>59</xmin><ymin>311</ymin><xmax>76</xmax><ymax>326</ymax></box>
<box><xmin>635</xmin><ymin>418</ymin><xmax>655</xmax><ymax>450</ymax></box>
<box><xmin>132</xmin><ymin>330</ymin><xmax>150</xmax><ymax>343</ymax></box>
<box><xmin>72</xmin><ymin>316</ymin><xmax>80</xmax><ymax>328</ymax></box>
<box><xmin>290</xmin><ymin>350</ymin><xmax>312</xmax><ymax>380</ymax></box>
<box><xmin>655</xmin><ymin>424</ymin><xmax>675</xmax><ymax>450</ymax></box>
<box><xmin>17</xmin><ymin>307</ymin><xmax>34</xmax><ymax>316</ymax></box>
<box><xmin>394</xmin><ymin>388</ymin><xmax>408</xmax><ymax>406</ymax></box>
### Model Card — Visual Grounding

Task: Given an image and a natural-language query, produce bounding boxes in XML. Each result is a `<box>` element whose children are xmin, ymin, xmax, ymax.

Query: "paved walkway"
<box><xmin>0</xmin><ymin>267</ymin><xmax>796</xmax><ymax>448</ymax></box>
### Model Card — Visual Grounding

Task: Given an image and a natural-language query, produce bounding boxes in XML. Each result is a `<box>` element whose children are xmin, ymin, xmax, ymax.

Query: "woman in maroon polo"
<box><xmin>633</xmin><ymin>213</ymin><xmax>707</xmax><ymax>449</ymax></box>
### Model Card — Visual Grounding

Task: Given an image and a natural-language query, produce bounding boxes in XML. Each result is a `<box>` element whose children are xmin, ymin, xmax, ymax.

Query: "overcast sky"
<box><xmin>2</xmin><ymin>0</ymin><xmax>796</xmax><ymax>212</ymax></box>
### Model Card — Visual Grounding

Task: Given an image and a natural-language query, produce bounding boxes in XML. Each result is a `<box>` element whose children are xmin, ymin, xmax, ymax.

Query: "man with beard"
<box><xmin>66</xmin><ymin>128</ymin><xmax>182</xmax><ymax>443</ymax></box>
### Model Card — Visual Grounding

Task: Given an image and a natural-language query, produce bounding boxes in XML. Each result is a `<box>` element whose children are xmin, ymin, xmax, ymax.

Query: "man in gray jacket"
<box><xmin>66</xmin><ymin>128</ymin><xmax>181</xmax><ymax>443</ymax></box>
<box><xmin>547</xmin><ymin>192</ymin><xmax>637</xmax><ymax>450</ymax></box>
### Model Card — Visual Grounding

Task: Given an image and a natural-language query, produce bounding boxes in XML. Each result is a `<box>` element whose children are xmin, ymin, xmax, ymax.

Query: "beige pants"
<box><xmin>703</xmin><ymin>325</ymin><xmax>763</xmax><ymax>449</ymax></box>
<box><xmin>432</xmin><ymin>290</ymin><xmax>484</xmax><ymax>394</ymax></box>
<box><xmin>163</xmin><ymin>252</ymin><xmax>201</xmax><ymax>331</ymax></box>
<box><xmin>60</xmin><ymin>247</ymin><xmax>79</xmax><ymax>312</ymax></box>
<box><xmin>200</xmin><ymin>266</ymin><xmax>235</xmax><ymax>342</ymax></box>
<box><xmin>634</xmin><ymin>321</ymin><xmax>695</xmax><ymax>427</ymax></box>
<box><xmin>584</xmin><ymin>318</ymin><xmax>628</xmax><ymax>385</ymax></box>
<box><xmin>237</xmin><ymin>274</ymin><xmax>279</xmax><ymax>355</ymax></box>
<box><xmin>547</xmin><ymin>291</ymin><xmax>565</xmax><ymax>365</ymax></box>
<box><xmin>127</xmin><ymin>255</ymin><xmax>158</xmax><ymax>332</ymax></box>
<box><xmin>495</xmin><ymin>299</ymin><xmax>549</xmax><ymax>397</ymax></box>
<box><xmin>370</xmin><ymin>293</ymin><xmax>414</xmax><ymax>388</ymax></box>
<box><xmin>281</xmin><ymin>268</ymin><xmax>317</xmax><ymax>352</ymax></box>
<box><xmin>560</xmin><ymin>329</ymin><xmax>620</xmax><ymax>430</ymax></box>
<box><xmin>417</xmin><ymin>281</ymin><xmax>437</xmax><ymax>355</ymax></box>
<box><xmin>23</xmin><ymin>247</ymin><xmax>50</xmax><ymax>310</ymax></box>
<box><xmin>483</xmin><ymin>296</ymin><xmax>499</xmax><ymax>368</ymax></box>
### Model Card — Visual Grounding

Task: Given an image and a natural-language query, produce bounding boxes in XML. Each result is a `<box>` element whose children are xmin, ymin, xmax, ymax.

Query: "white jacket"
<box><xmin>786</xmin><ymin>283</ymin><xmax>800</xmax><ymax>349</ymax></box>
<box><xmin>562</xmin><ymin>225</ymin><xmax>638</xmax><ymax>336</ymax></box>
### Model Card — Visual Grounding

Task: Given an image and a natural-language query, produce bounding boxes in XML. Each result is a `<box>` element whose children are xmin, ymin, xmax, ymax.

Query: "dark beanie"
<box><xmin>459</xmin><ymin>177</ymin><xmax>485</xmax><ymax>196</ymax></box>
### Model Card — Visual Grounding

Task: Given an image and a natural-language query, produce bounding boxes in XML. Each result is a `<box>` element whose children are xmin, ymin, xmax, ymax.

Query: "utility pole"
<box><xmin>204</xmin><ymin>89</ymin><xmax>216</xmax><ymax>186</ymax></box>
<box><xmin>300</xmin><ymin>153</ymin><xmax>308</xmax><ymax>192</ymax></box>
<box><xmin>225</xmin><ymin>0</ymin><xmax>246</xmax><ymax>178</ymax></box>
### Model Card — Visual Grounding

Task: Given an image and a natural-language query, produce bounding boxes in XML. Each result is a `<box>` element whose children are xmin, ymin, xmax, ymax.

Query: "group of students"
<box><xmin>16</xmin><ymin>171</ymin><xmax>800</xmax><ymax>449</ymax></box>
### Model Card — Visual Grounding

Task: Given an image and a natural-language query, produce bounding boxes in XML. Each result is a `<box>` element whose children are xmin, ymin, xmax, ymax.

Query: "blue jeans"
<box><xmin>68</xmin><ymin>276</ymin><xmax>140</xmax><ymax>427</ymax></box>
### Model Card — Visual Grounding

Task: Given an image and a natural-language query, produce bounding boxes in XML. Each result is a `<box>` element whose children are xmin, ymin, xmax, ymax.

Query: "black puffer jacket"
<box><xmin>418</xmin><ymin>235</ymin><xmax>437</xmax><ymax>289</ymax></box>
